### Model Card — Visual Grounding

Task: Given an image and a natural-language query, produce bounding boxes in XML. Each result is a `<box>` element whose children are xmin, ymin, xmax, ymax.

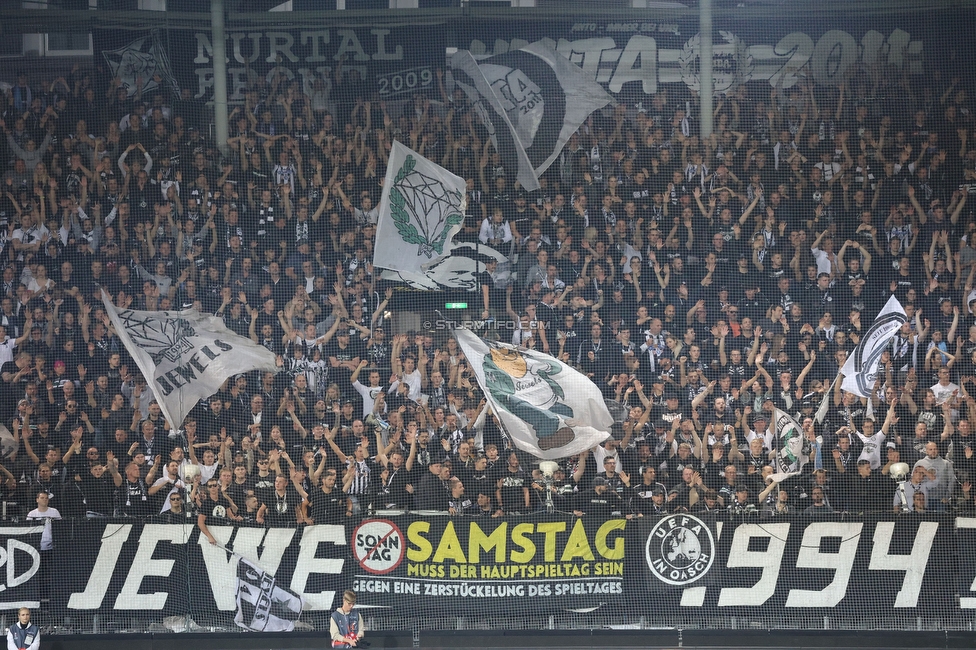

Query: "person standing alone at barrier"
<box><xmin>330</xmin><ymin>590</ymin><xmax>365</xmax><ymax>648</ymax></box>
<box><xmin>6</xmin><ymin>608</ymin><xmax>38</xmax><ymax>650</ymax></box>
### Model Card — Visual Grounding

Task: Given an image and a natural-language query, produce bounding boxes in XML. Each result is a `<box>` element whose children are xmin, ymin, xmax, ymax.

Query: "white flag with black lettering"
<box><xmin>100</xmin><ymin>292</ymin><xmax>279</xmax><ymax>429</ymax></box>
<box><xmin>770</xmin><ymin>407</ymin><xmax>806</xmax><ymax>482</ymax></box>
<box><xmin>451</xmin><ymin>41</ymin><xmax>613</xmax><ymax>192</ymax></box>
<box><xmin>454</xmin><ymin>329</ymin><xmax>612</xmax><ymax>459</ymax></box>
<box><xmin>234</xmin><ymin>556</ymin><xmax>304</xmax><ymax>633</ymax></box>
<box><xmin>841</xmin><ymin>295</ymin><xmax>907</xmax><ymax>398</ymax></box>
<box><xmin>375</xmin><ymin>141</ymin><xmax>466</xmax><ymax>274</ymax></box>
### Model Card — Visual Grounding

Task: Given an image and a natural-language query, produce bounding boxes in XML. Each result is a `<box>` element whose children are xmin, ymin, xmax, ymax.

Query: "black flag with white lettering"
<box><xmin>451</xmin><ymin>41</ymin><xmax>613</xmax><ymax>192</ymax></box>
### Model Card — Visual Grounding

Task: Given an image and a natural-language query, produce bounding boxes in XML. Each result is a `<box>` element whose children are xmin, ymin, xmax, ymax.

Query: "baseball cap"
<box><xmin>592</xmin><ymin>476</ymin><xmax>609</xmax><ymax>488</ymax></box>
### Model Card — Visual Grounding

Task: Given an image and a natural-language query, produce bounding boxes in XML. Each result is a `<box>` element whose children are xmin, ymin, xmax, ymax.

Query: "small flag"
<box><xmin>841</xmin><ymin>295</ymin><xmax>907</xmax><ymax>398</ymax></box>
<box><xmin>375</xmin><ymin>141</ymin><xmax>466</xmax><ymax>275</ymax></box>
<box><xmin>451</xmin><ymin>41</ymin><xmax>613</xmax><ymax>192</ymax></box>
<box><xmin>453</xmin><ymin>329</ymin><xmax>612</xmax><ymax>459</ymax></box>
<box><xmin>234</xmin><ymin>557</ymin><xmax>304</xmax><ymax>632</ymax></box>
<box><xmin>770</xmin><ymin>407</ymin><xmax>806</xmax><ymax>482</ymax></box>
<box><xmin>100</xmin><ymin>292</ymin><xmax>279</xmax><ymax>429</ymax></box>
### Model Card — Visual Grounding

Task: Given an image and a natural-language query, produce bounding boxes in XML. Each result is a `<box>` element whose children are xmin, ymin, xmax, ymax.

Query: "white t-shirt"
<box><xmin>931</xmin><ymin>381</ymin><xmax>960</xmax><ymax>405</ymax></box>
<box><xmin>27</xmin><ymin>507</ymin><xmax>61</xmax><ymax>550</ymax></box>
<box><xmin>854</xmin><ymin>431</ymin><xmax>886</xmax><ymax>470</ymax></box>
<box><xmin>0</xmin><ymin>337</ymin><xmax>16</xmax><ymax>365</ymax></box>
<box><xmin>389</xmin><ymin>369</ymin><xmax>422</xmax><ymax>401</ymax></box>
<box><xmin>153</xmin><ymin>476</ymin><xmax>188</xmax><ymax>512</ymax></box>
<box><xmin>353</xmin><ymin>380</ymin><xmax>386</xmax><ymax>418</ymax></box>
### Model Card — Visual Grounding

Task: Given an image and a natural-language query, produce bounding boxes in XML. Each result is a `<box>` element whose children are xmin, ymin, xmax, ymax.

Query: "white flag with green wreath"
<box><xmin>375</xmin><ymin>141</ymin><xmax>466</xmax><ymax>274</ymax></box>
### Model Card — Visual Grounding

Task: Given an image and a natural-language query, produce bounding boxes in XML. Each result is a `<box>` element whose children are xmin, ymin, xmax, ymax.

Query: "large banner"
<box><xmin>10</xmin><ymin>513</ymin><xmax>967</xmax><ymax>616</ymax></box>
<box><xmin>53</xmin><ymin>521</ymin><xmax>349</xmax><ymax>614</ymax></box>
<box><xmin>457</xmin><ymin>17</ymin><xmax>931</xmax><ymax>96</ymax></box>
<box><xmin>631</xmin><ymin>513</ymin><xmax>952</xmax><ymax>611</ymax></box>
<box><xmin>350</xmin><ymin>516</ymin><xmax>625</xmax><ymax>610</ymax></box>
<box><xmin>0</xmin><ymin>526</ymin><xmax>44</xmax><ymax>610</ymax></box>
<box><xmin>94</xmin><ymin>26</ymin><xmax>445</xmax><ymax>102</ymax></box>
<box><xmin>93</xmin><ymin>14</ymin><xmax>947</xmax><ymax>106</ymax></box>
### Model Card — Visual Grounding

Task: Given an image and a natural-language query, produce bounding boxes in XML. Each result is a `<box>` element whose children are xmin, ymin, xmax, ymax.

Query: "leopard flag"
<box><xmin>100</xmin><ymin>291</ymin><xmax>278</xmax><ymax>429</ymax></box>
<box><xmin>451</xmin><ymin>41</ymin><xmax>613</xmax><ymax>192</ymax></box>
<box><xmin>234</xmin><ymin>556</ymin><xmax>304</xmax><ymax>632</ymax></box>
<box><xmin>375</xmin><ymin>141</ymin><xmax>466</xmax><ymax>275</ymax></box>
<box><xmin>841</xmin><ymin>294</ymin><xmax>907</xmax><ymax>397</ymax></box>
<box><xmin>454</xmin><ymin>328</ymin><xmax>612</xmax><ymax>459</ymax></box>
<box><xmin>770</xmin><ymin>407</ymin><xmax>806</xmax><ymax>482</ymax></box>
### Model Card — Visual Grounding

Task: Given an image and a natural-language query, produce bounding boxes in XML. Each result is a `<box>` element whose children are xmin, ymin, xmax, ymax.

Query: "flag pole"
<box><xmin>814</xmin><ymin>374</ymin><xmax>837</xmax><ymax>424</ymax></box>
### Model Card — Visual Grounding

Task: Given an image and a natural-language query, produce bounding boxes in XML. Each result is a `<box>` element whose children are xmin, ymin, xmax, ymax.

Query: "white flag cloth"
<box><xmin>451</xmin><ymin>41</ymin><xmax>613</xmax><ymax>192</ymax></box>
<box><xmin>770</xmin><ymin>407</ymin><xmax>806</xmax><ymax>482</ymax></box>
<box><xmin>100</xmin><ymin>292</ymin><xmax>279</xmax><ymax>428</ymax></box>
<box><xmin>234</xmin><ymin>556</ymin><xmax>304</xmax><ymax>632</ymax></box>
<box><xmin>378</xmin><ymin>240</ymin><xmax>509</xmax><ymax>292</ymax></box>
<box><xmin>375</xmin><ymin>141</ymin><xmax>466</xmax><ymax>274</ymax></box>
<box><xmin>841</xmin><ymin>295</ymin><xmax>907</xmax><ymax>398</ymax></box>
<box><xmin>453</xmin><ymin>329</ymin><xmax>612</xmax><ymax>459</ymax></box>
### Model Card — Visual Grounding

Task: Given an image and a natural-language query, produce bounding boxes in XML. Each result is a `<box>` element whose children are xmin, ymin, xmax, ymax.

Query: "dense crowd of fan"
<box><xmin>0</xmin><ymin>59</ymin><xmax>974</xmax><ymax>535</ymax></box>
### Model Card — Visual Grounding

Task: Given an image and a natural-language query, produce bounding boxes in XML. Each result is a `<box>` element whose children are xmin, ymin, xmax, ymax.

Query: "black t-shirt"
<box><xmin>325</xmin><ymin>340</ymin><xmax>364</xmax><ymax>366</ymax></box>
<box><xmin>200</xmin><ymin>492</ymin><xmax>236</xmax><ymax>525</ymax></box>
<box><xmin>264</xmin><ymin>485</ymin><xmax>302</xmax><ymax>527</ymax></box>
<box><xmin>572</xmin><ymin>488</ymin><xmax>614</xmax><ymax>518</ymax></box>
<box><xmin>497</xmin><ymin>467</ymin><xmax>530</xmax><ymax>512</ymax></box>
<box><xmin>248</xmin><ymin>473</ymin><xmax>276</xmax><ymax>506</ymax></box>
<box><xmin>382</xmin><ymin>464</ymin><xmax>413</xmax><ymax>509</ymax></box>
<box><xmin>118</xmin><ymin>478</ymin><xmax>152</xmax><ymax>517</ymax></box>
<box><xmin>309</xmin><ymin>487</ymin><xmax>345</xmax><ymax>524</ymax></box>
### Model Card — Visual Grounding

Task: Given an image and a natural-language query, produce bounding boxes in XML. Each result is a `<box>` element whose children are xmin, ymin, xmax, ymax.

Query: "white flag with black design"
<box><xmin>841</xmin><ymin>295</ymin><xmax>907</xmax><ymax>398</ymax></box>
<box><xmin>375</xmin><ymin>141</ymin><xmax>466</xmax><ymax>274</ymax></box>
<box><xmin>453</xmin><ymin>329</ymin><xmax>612</xmax><ymax>459</ymax></box>
<box><xmin>100</xmin><ymin>292</ymin><xmax>279</xmax><ymax>429</ymax></box>
<box><xmin>101</xmin><ymin>29</ymin><xmax>180</xmax><ymax>97</ymax></box>
<box><xmin>234</xmin><ymin>556</ymin><xmax>304</xmax><ymax>632</ymax></box>
<box><xmin>770</xmin><ymin>407</ymin><xmax>806</xmax><ymax>482</ymax></box>
<box><xmin>451</xmin><ymin>41</ymin><xmax>613</xmax><ymax>192</ymax></box>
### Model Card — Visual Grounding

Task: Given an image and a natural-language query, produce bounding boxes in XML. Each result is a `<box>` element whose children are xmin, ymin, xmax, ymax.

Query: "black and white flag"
<box><xmin>841</xmin><ymin>294</ymin><xmax>907</xmax><ymax>398</ymax></box>
<box><xmin>100</xmin><ymin>292</ymin><xmax>279</xmax><ymax>429</ymax></box>
<box><xmin>451</xmin><ymin>41</ymin><xmax>613</xmax><ymax>192</ymax></box>
<box><xmin>234</xmin><ymin>556</ymin><xmax>304</xmax><ymax>632</ymax></box>
<box><xmin>101</xmin><ymin>29</ymin><xmax>180</xmax><ymax>97</ymax></box>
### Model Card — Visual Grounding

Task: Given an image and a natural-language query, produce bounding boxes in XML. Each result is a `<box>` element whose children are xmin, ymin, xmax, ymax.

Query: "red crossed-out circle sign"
<box><xmin>352</xmin><ymin>519</ymin><xmax>405</xmax><ymax>575</ymax></box>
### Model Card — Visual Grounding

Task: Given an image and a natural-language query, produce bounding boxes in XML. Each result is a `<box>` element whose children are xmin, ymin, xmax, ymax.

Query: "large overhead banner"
<box><xmin>457</xmin><ymin>18</ymin><xmax>929</xmax><ymax>96</ymax></box>
<box><xmin>94</xmin><ymin>26</ymin><xmax>444</xmax><ymax>102</ymax></box>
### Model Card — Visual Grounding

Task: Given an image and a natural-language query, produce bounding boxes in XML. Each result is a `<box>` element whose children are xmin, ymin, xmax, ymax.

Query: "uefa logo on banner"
<box><xmin>645</xmin><ymin>514</ymin><xmax>715</xmax><ymax>586</ymax></box>
<box><xmin>353</xmin><ymin>519</ymin><xmax>405</xmax><ymax>575</ymax></box>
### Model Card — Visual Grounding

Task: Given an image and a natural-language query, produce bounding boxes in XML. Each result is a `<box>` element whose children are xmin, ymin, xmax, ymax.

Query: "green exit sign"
<box><xmin>445</xmin><ymin>302</ymin><xmax>468</xmax><ymax>309</ymax></box>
